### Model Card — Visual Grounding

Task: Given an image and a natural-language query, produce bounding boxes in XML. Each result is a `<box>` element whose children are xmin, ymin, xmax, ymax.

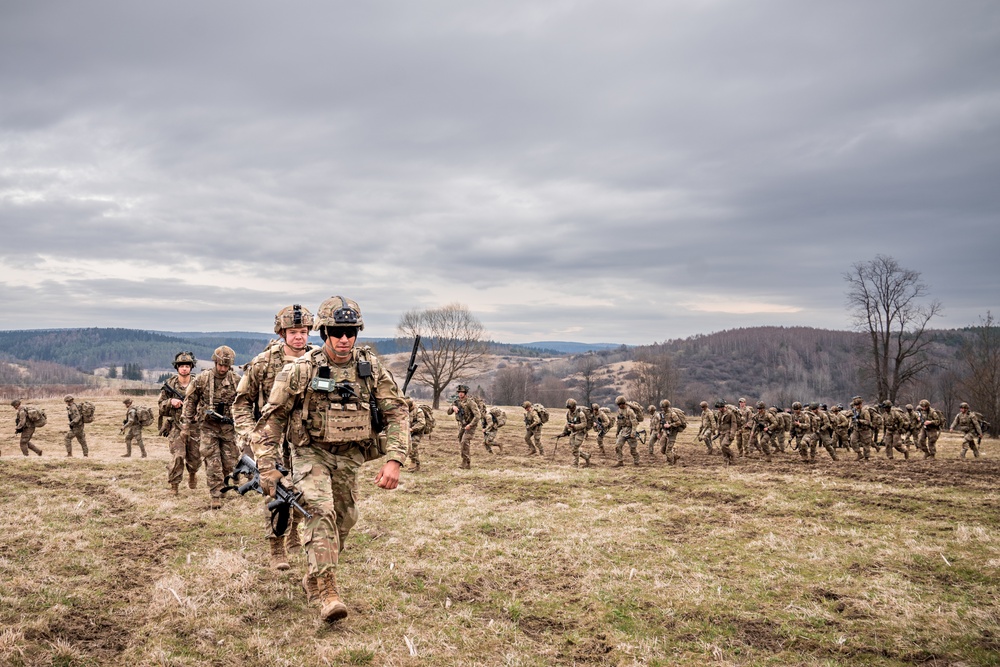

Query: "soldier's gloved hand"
<box><xmin>258</xmin><ymin>469</ymin><xmax>285</xmax><ymax>499</ymax></box>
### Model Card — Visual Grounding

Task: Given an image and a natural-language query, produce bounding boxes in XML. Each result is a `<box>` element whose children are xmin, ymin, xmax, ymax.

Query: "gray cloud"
<box><xmin>1</xmin><ymin>0</ymin><xmax>998</xmax><ymax>344</ymax></box>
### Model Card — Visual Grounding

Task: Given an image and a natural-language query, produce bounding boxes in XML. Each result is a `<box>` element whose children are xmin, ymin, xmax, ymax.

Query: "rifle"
<box><xmin>551</xmin><ymin>431</ymin><xmax>568</xmax><ymax>460</ymax></box>
<box><xmin>162</xmin><ymin>382</ymin><xmax>186</xmax><ymax>401</ymax></box>
<box><xmin>205</xmin><ymin>408</ymin><xmax>235</xmax><ymax>425</ymax></box>
<box><xmin>636</xmin><ymin>428</ymin><xmax>647</xmax><ymax>445</ymax></box>
<box><xmin>222</xmin><ymin>454</ymin><xmax>312</xmax><ymax>536</ymax></box>
<box><xmin>401</xmin><ymin>335</ymin><xmax>421</xmax><ymax>395</ymax></box>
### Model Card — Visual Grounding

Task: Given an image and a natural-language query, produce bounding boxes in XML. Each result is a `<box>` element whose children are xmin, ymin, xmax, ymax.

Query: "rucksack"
<box><xmin>583</xmin><ymin>408</ymin><xmax>596</xmax><ymax>429</ymax></box>
<box><xmin>418</xmin><ymin>404</ymin><xmax>435</xmax><ymax>435</ymax></box>
<box><xmin>80</xmin><ymin>401</ymin><xmax>96</xmax><ymax>423</ymax></box>
<box><xmin>490</xmin><ymin>407</ymin><xmax>507</xmax><ymax>428</ymax></box>
<box><xmin>137</xmin><ymin>405</ymin><xmax>154</xmax><ymax>427</ymax></box>
<box><xmin>626</xmin><ymin>400</ymin><xmax>645</xmax><ymax>423</ymax></box>
<box><xmin>671</xmin><ymin>407</ymin><xmax>688</xmax><ymax>430</ymax></box>
<box><xmin>971</xmin><ymin>411</ymin><xmax>990</xmax><ymax>434</ymax></box>
<box><xmin>535</xmin><ymin>404</ymin><xmax>550</xmax><ymax>424</ymax></box>
<box><xmin>868</xmin><ymin>408</ymin><xmax>884</xmax><ymax>432</ymax></box>
<box><xmin>26</xmin><ymin>406</ymin><xmax>47</xmax><ymax>427</ymax></box>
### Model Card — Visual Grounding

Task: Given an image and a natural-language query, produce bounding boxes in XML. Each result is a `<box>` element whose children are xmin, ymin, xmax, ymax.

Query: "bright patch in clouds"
<box><xmin>681</xmin><ymin>299</ymin><xmax>803</xmax><ymax>315</ymax></box>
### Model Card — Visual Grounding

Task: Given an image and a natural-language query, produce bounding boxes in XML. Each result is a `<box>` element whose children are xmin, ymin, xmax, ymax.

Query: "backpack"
<box><xmin>26</xmin><ymin>406</ymin><xmax>47</xmax><ymax>427</ymax></box>
<box><xmin>418</xmin><ymin>404</ymin><xmax>435</xmax><ymax>435</ymax></box>
<box><xmin>137</xmin><ymin>405</ymin><xmax>154</xmax><ymax>427</ymax></box>
<box><xmin>671</xmin><ymin>407</ymin><xmax>688</xmax><ymax>430</ymax></box>
<box><xmin>80</xmin><ymin>401</ymin><xmax>96</xmax><ymax>423</ymax></box>
<box><xmin>971</xmin><ymin>411</ymin><xmax>990</xmax><ymax>434</ymax></box>
<box><xmin>868</xmin><ymin>408</ymin><xmax>884</xmax><ymax>432</ymax></box>
<box><xmin>491</xmin><ymin>407</ymin><xmax>507</xmax><ymax>428</ymax></box>
<box><xmin>626</xmin><ymin>400</ymin><xmax>645</xmax><ymax>423</ymax></box>
<box><xmin>535</xmin><ymin>404</ymin><xmax>550</xmax><ymax>424</ymax></box>
<box><xmin>583</xmin><ymin>408</ymin><xmax>596</xmax><ymax>429</ymax></box>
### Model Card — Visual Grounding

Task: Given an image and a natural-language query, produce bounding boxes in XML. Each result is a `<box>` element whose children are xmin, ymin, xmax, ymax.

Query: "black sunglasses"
<box><xmin>327</xmin><ymin>326</ymin><xmax>359</xmax><ymax>340</ymax></box>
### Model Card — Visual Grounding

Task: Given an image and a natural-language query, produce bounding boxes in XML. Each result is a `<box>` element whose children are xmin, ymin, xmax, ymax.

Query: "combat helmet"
<box><xmin>591</xmin><ymin>403</ymin><xmax>600</xmax><ymax>411</ymax></box>
<box><xmin>212</xmin><ymin>345</ymin><xmax>236</xmax><ymax>365</ymax></box>
<box><xmin>792</xmin><ymin>401</ymin><xmax>802</xmax><ymax>410</ymax></box>
<box><xmin>881</xmin><ymin>400</ymin><xmax>893</xmax><ymax>410</ymax></box>
<box><xmin>700</xmin><ymin>401</ymin><xmax>708</xmax><ymax>409</ymax></box>
<box><xmin>809</xmin><ymin>401</ymin><xmax>820</xmax><ymax>410</ymax></box>
<box><xmin>522</xmin><ymin>401</ymin><xmax>532</xmax><ymax>409</ymax></box>
<box><xmin>456</xmin><ymin>384</ymin><xmax>470</xmax><ymax>394</ymax></box>
<box><xmin>123</xmin><ymin>398</ymin><xmax>133</xmax><ymax>406</ymax></box>
<box><xmin>918</xmin><ymin>399</ymin><xmax>930</xmax><ymax>408</ymax></box>
<box><xmin>714</xmin><ymin>399</ymin><xmax>726</xmax><ymax>409</ymax></box>
<box><xmin>960</xmin><ymin>401</ymin><xmax>970</xmax><ymax>409</ymax></box>
<box><xmin>274</xmin><ymin>304</ymin><xmax>315</xmax><ymax>334</ymax></box>
<box><xmin>851</xmin><ymin>396</ymin><xmax>863</xmax><ymax>406</ymax></box>
<box><xmin>64</xmin><ymin>395</ymin><xmax>74</xmax><ymax>403</ymax></box>
<box><xmin>756</xmin><ymin>401</ymin><xmax>766</xmax><ymax>409</ymax></box>
<box><xmin>315</xmin><ymin>295</ymin><xmax>364</xmax><ymax>338</ymax></box>
<box><xmin>648</xmin><ymin>404</ymin><xmax>657</xmax><ymax>413</ymax></box>
<box><xmin>10</xmin><ymin>399</ymin><xmax>21</xmax><ymax>408</ymax></box>
<box><xmin>615</xmin><ymin>396</ymin><xmax>626</xmax><ymax>406</ymax></box>
<box><xmin>659</xmin><ymin>399</ymin><xmax>671</xmax><ymax>409</ymax></box>
<box><xmin>173</xmin><ymin>351</ymin><xmax>196</xmax><ymax>369</ymax></box>
<box><xmin>566</xmin><ymin>398</ymin><xmax>577</xmax><ymax>409</ymax></box>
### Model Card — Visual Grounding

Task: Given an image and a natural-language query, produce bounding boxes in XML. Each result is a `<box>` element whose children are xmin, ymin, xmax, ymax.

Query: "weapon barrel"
<box><xmin>402</xmin><ymin>335</ymin><xmax>421</xmax><ymax>394</ymax></box>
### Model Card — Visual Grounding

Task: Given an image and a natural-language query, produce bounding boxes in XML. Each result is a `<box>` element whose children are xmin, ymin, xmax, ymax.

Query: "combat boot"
<box><xmin>286</xmin><ymin>520</ymin><xmax>302</xmax><ymax>553</ymax></box>
<box><xmin>139</xmin><ymin>444</ymin><xmax>147</xmax><ymax>458</ymax></box>
<box><xmin>170</xmin><ymin>484</ymin><xmax>179</xmax><ymax>496</ymax></box>
<box><xmin>613</xmin><ymin>461</ymin><xmax>624</xmax><ymax>468</ymax></box>
<box><xmin>537</xmin><ymin>447</ymin><xmax>544</xmax><ymax>456</ymax></box>
<box><xmin>316</xmin><ymin>571</ymin><xmax>348</xmax><ymax>623</ymax></box>
<box><xmin>583</xmin><ymin>456</ymin><xmax>591</xmax><ymax>468</ymax></box>
<box><xmin>121</xmin><ymin>443</ymin><xmax>131</xmax><ymax>457</ymax></box>
<box><xmin>210</xmin><ymin>497</ymin><xmax>222</xmax><ymax>510</ymax></box>
<box><xmin>269</xmin><ymin>537</ymin><xmax>290</xmax><ymax>571</ymax></box>
<box><xmin>188</xmin><ymin>472</ymin><xmax>197</xmax><ymax>489</ymax></box>
<box><xmin>301</xmin><ymin>573</ymin><xmax>319</xmax><ymax>602</ymax></box>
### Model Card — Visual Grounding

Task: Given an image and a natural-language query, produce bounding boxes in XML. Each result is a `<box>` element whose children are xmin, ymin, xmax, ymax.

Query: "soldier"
<box><xmin>183</xmin><ymin>346</ymin><xmax>240</xmax><ymax>509</ymax></box>
<box><xmin>11</xmin><ymin>399</ymin><xmax>43</xmax><ymax>456</ymax></box>
<box><xmin>646</xmin><ymin>405</ymin><xmax>660</xmax><ymax>456</ymax></box>
<box><xmin>902</xmin><ymin>404</ymin><xmax>919</xmax><ymax>451</ymax></box>
<box><xmin>773</xmin><ymin>407</ymin><xmax>792</xmax><ymax>453</ymax></box>
<box><xmin>656</xmin><ymin>399</ymin><xmax>686</xmax><ymax>462</ymax></box>
<box><xmin>749</xmin><ymin>401</ymin><xmax>775</xmax><ymax>462</ymax></box>
<box><xmin>119</xmin><ymin>398</ymin><xmax>147</xmax><ymax>458</ymax></box>
<box><xmin>453</xmin><ymin>384</ymin><xmax>481</xmax><ymax>469</ymax></box>
<box><xmin>715</xmin><ymin>400</ymin><xmax>739</xmax><ymax>465</ymax></box>
<box><xmin>483</xmin><ymin>404</ymin><xmax>506</xmax><ymax>454</ymax></box>
<box><xmin>880</xmin><ymin>400</ymin><xmax>909</xmax><ymax>459</ymax></box>
<box><xmin>789</xmin><ymin>402</ymin><xmax>809</xmax><ymax>456</ymax></box>
<box><xmin>950</xmin><ymin>402</ymin><xmax>983</xmax><ymax>458</ymax></box>
<box><xmin>847</xmin><ymin>396</ymin><xmax>877</xmax><ymax>461</ymax></box>
<box><xmin>808</xmin><ymin>402</ymin><xmax>838</xmax><ymax>462</ymax></box>
<box><xmin>697</xmin><ymin>401</ymin><xmax>718</xmax><ymax>454</ymax></box>
<box><xmin>736</xmin><ymin>397</ymin><xmax>753</xmax><ymax>457</ymax></box>
<box><xmin>250</xmin><ymin>295</ymin><xmax>408</xmax><ymax>623</ymax></box>
<box><xmin>63</xmin><ymin>395</ymin><xmax>88</xmax><ymax>457</ymax></box>
<box><xmin>563</xmin><ymin>399</ymin><xmax>592</xmax><ymax>467</ymax></box>
<box><xmin>614</xmin><ymin>395</ymin><xmax>640</xmax><ymax>467</ymax></box>
<box><xmin>916</xmin><ymin>399</ymin><xmax>945</xmax><ymax>458</ymax></box>
<box><xmin>233</xmin><ymin>304</ymin><xmax>315</xmax><ymax>571</ymax></box>
<box><xmin>160</xmin><ymin>351</ymin><xmax>200</xmax><ymax>494</ymax></box>
<box><xmin>406</xmin><ymin>397</ymin><xmax>426</xmax><ymax>471</ymax></box>
<box><xmin>829</xmin><ymin>405</ymin><xmax>850</xmax><ymax>450</ymax></box>
<box><xmin>591</xmin><ymin>403</ymin><xmax>611</xmax><ymax>455</ymax></box>
<box><xmin>522</xmin><ymin>401</ymin><xmax>544</xmax><ymax>456</ymax></box>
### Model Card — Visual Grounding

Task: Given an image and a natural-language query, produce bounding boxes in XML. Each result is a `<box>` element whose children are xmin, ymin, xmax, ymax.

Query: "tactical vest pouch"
<box><xmin>359</xmin><ymin>432</ymin><xmax>388</xmax><ymax>462</ymax></box>
<box><xmin>307</xmin><ymin>402</ymin><xmax>373</xmax><ymax>444</ymax></box>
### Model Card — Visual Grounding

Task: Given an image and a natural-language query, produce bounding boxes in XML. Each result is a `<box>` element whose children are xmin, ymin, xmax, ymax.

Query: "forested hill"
<box><xmin>0</xmin><ymin>328</ymin><xmax>273</xmax><ymax>371</ymax></box>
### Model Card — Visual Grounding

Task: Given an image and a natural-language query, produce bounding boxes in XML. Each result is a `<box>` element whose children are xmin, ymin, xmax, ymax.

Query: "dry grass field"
<box><xmin>1</xmin><ymin>395</ymin><xmax>998</xmax><ymax>666</ymax></box>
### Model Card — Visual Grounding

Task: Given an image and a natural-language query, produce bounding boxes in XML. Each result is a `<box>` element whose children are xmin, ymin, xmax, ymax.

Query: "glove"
<box><xmin>258</xmin><ymin>469</ymin><xmax>285</xmax><ymax>499</ymax></box>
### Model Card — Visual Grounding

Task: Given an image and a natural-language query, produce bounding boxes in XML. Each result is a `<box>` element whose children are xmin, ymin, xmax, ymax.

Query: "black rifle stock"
<box><xmin>162</xmin><ymin>382</ymin><xmax>186</xmax><ymax>401</ymax></box>
<box><xmin>222</xmin><ymin>454</ymin><xmax>312</xmax><ymax>535</ymax></box>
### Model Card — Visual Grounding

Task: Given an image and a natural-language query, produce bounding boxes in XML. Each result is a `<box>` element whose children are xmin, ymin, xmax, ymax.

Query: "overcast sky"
<box><xmin>1</xmin><ymin>1</ymin><xmax>997</xmax><ymax>345</ymax></box>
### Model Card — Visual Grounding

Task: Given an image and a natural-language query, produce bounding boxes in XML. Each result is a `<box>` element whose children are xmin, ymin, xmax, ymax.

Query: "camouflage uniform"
<box><xmin>901</xmin><ymin>405</ymin><xmax>919</xmax><ymax>449</ymax></box>
<box><xmin>655</xmin><ymin>401</ymin><xmax>685</xmax><ymax>462</ymax></box>
<box><xmin>950</xmin><ymin>404</ymin><xmax>983</xmax><ymax>458</ymax></box>
<box><xmin>715</xmin><ymin>402</ymin><xmax>739</xmax><ymax>464</ymax></box>
<box><xmin>646</xmin><ymin>406</ymin><xmax>660</xmax><ymax>455</ymax></box>
<box><xmin>789</xmin><ymin>403</ymin><xmax>809</xmax><ymax>456</ymax></box>
<box><xmin>483</xmin><ymin>406</ymin><xmax>505</xmax><ymax>454</ymax></box>
<box><xmin>916</xmin><ymin>400</ymin><xmax>945</xmax><ymax>458</ymax></box>
<box><xmin>829</xmin><ymin>406</ymin><xmax>850</xmax><ymax>449</ymax></box>
<box><xmin>64</xmin><ymin>397</ymin><xmax>88</xmax><ymax>457</ymax></box>
<box><xmin>564</xmin><ymin>402</ymin><xmax>591</xmax><ymax>467</ymax></box>
<box><xmin>160</xmin><ymin>369</ymin><xmax>201</xmax><ymax>490</ymax></box>
<box><xmin>251</xmin><ymin>337</ymin><xmax>408</xmax><ymax>606</ymax></box>
<box><xmin>697</xmin><ymin>402</ymin><xmax>718</xmax><ymax>454</ymax></box>
<box><xmin>749</xmin><ymin>403</ymin><xmax>775</xmax><ymax>462</ymax></box>
<box><xmin>882</xmin><ymin>403</ymin><xmax>909</xmax><ymax>459</ymax></box>
<box><xmin>13</xmin><ymin>402</ymin><xmax>43</xmax><ymax>456</ymax></box>
<box><xmin>614</xmin><ymin>397</ymin><xmax>639</xmax><ymax>467</ymax></box>
<box><xmin>235</xmin><ymin>323</ymin><xmax>316</xmax><ymax>567</ymax></box>
<box><xmin>523</xmin><ymin>403</ymin><xmax>544</xmax><ymax>455</ymax></box>
<box><xmin>774</xmin><ymin>409</ymin><xmax>793</xmax><ymax>453</ymax></box>
<box><xmin>121</xmin><ymin>400</ymin><xmax>147</xmax><ymax>457</ymax></box>
<box><xmin>848</xmin><ymin>398</ymin><xmax>876</xmax><ymax>460</ymax></box>
<box><xmin>453</xmin><ymin>387</ymin><xmax>482</xmax><ymax>469</ymax></box>
<box><xmin>807</xmin><ymin>404</ymin><xmax>838</xmax><ymax>461</ymax></box>
<box><xmin>736</xmin><ymin>399</ymin><xmax>753</xmax><ymax>457</ymax></box>
<box><xmin>407</xmin><ymin>400</ymin><xmax>426</xmax><ymax>469</ymax></box>
<box><xmin>183</xmin><ymin>360</ymin><xmax>240</xmax><ymax>502</ymax></box>
<box><xmin>591</xmin><ymin>404</ymin><xmax>611</xmax><ymax>454</ymax></box>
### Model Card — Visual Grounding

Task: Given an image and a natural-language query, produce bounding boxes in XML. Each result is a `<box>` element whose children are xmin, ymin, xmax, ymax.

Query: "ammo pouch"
<box><xmin>305</xmin><ymin>402</ymin><xmax>373</xmax><ymax>444</ymax></box>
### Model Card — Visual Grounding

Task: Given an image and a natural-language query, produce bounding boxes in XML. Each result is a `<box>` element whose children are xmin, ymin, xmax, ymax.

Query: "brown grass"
<box><xmin>1</xmin><ymin>398</ymin><xmax>998</xmax><ymax>666</ymax></box>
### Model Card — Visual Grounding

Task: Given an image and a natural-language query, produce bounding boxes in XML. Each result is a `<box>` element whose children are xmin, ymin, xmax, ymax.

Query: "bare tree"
<box><xmin>491</xmin><ymin>364</ymin><xmax>534</xmax><ymax>406</ymax></box>
<box><xmin>397</xmin><ymin>303</ymin><xmax>489</xmax><ymax>408</ymax></box>
<box><xmin>627</xmin><ymin>349</ymin><xmax>679</xmax><ymax>407</ymax></box>
<box><xmin>575</xmin><ymin>354</ymin><xmax>606</xmax><ymax>406</ymax></box>
<box><xmin>959</xmin><ymin>312</ymin><xmax>1000</xmax><ymax>437</ymax></box>
<box><xmin>844</xmin><ymin>255</ymin><xmax>942</xmax><ymax>402</ymax></box>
